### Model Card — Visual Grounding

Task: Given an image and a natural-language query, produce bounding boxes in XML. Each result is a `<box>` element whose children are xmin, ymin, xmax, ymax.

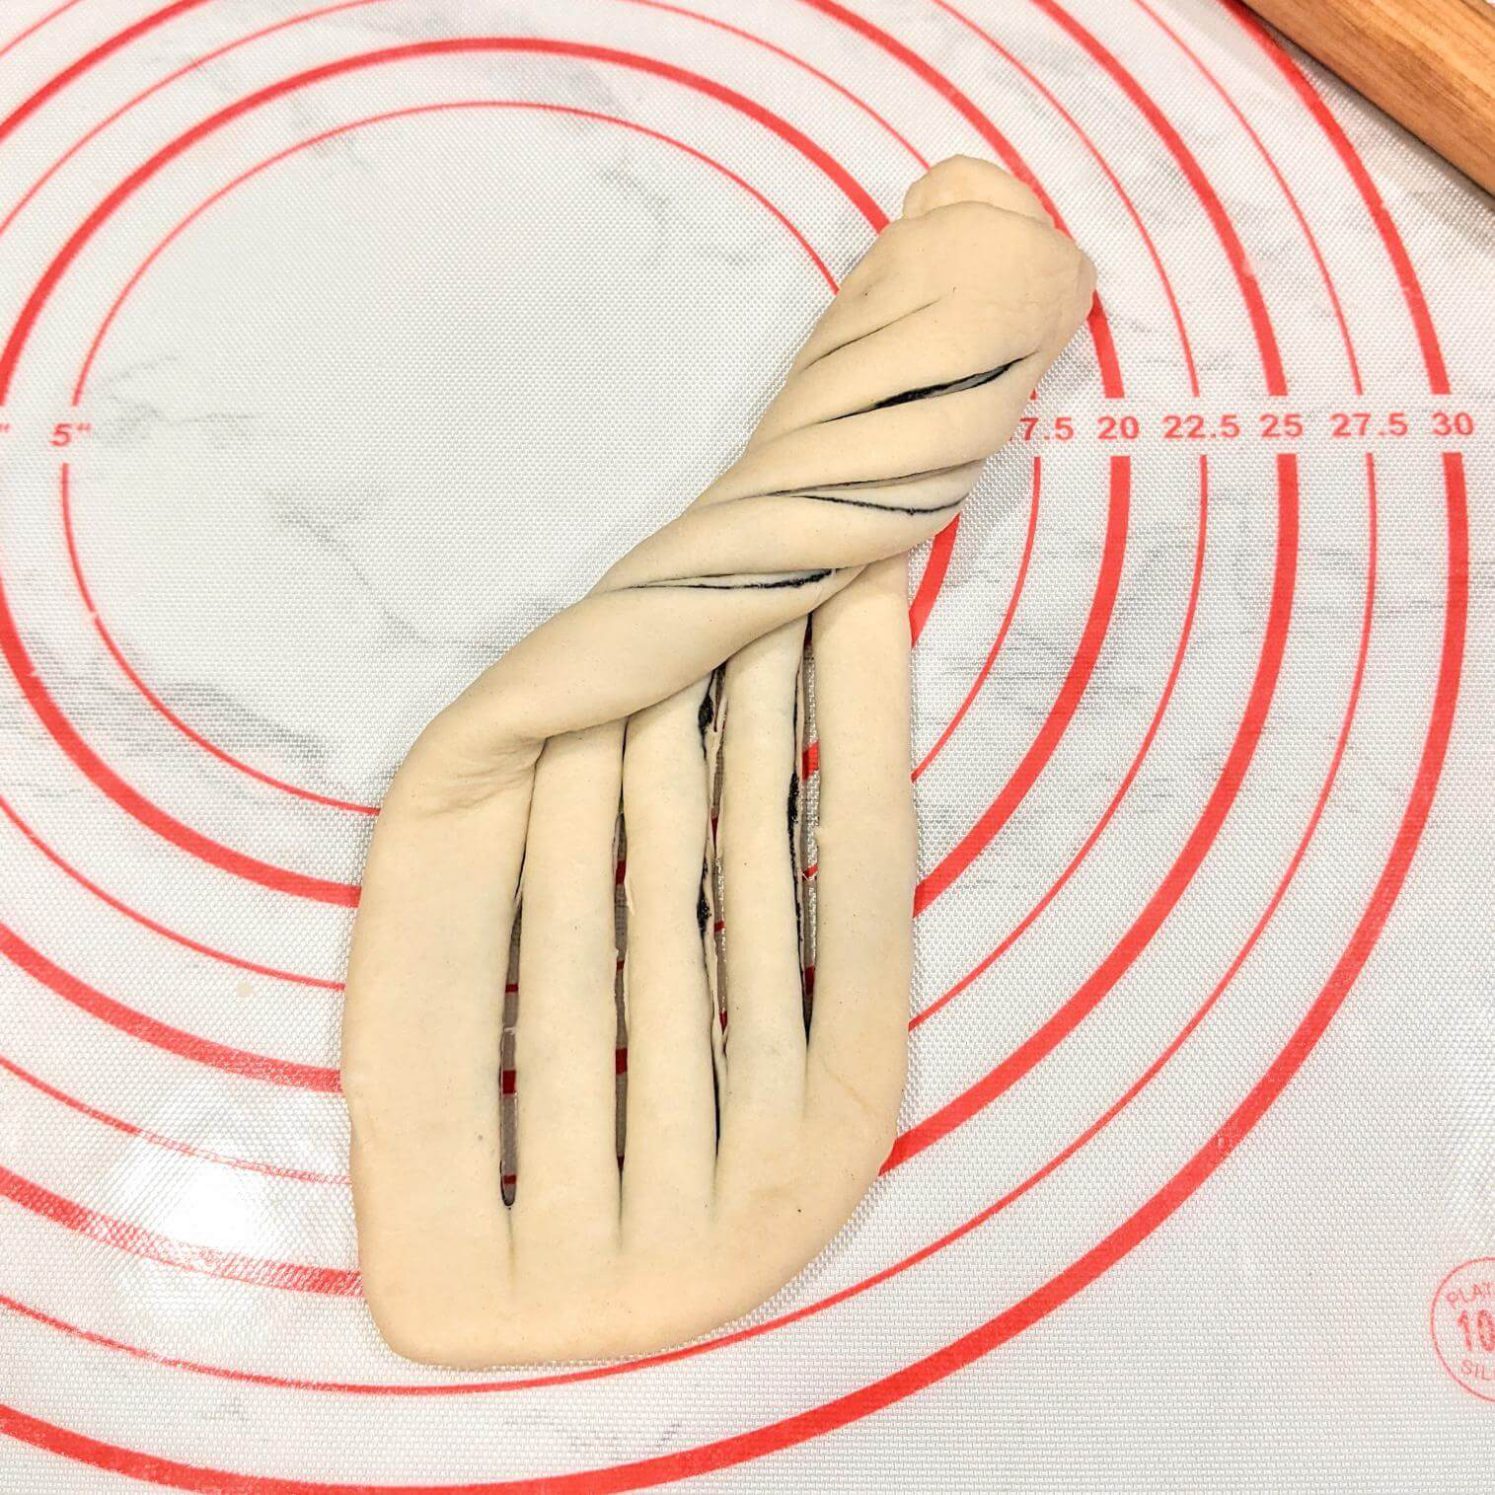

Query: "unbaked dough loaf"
<box><xmin>342</xmin><ymin>157</ymin><xmax>1095</xmax><ymax>1366</ymax></box>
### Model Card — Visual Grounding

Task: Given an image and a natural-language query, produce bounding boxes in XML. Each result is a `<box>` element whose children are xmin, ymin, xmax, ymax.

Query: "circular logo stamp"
<box><xmin>1432</xmin><ymin>1258</ymin><xmax>1495</xmax><ymax>1403</ymax></box>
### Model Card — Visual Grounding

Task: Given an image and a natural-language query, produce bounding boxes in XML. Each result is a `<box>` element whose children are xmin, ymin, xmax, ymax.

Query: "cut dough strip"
<box><xmin>618</xmin><ymin>683</ymin><xmax>717</xmax><ymax>1251</ymax></box>
<box><xmin>714</xmin><ymin>619</ymin><xmax>809</xmax><ymax>1198</ymax></box>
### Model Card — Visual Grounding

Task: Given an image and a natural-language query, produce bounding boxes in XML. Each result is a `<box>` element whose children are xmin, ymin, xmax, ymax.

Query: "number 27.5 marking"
<box><xmin>1328</xmin><ymin>411</ymin><xmax>1406</xmax><ymax>437</ymax></box>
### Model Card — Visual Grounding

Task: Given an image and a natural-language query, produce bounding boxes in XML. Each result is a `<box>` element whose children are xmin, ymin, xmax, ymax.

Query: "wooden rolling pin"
<box><xmin>1242</xmin><ymin>0</ymin><xmax>1495</xmax><ymax>194</ymax></box>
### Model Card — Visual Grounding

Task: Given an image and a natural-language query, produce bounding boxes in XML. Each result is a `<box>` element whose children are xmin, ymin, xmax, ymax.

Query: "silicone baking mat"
<box><xmin>0</xmin><ymin>0</ymin><xmax>1491</xmax><ymax>1489</ymax></box>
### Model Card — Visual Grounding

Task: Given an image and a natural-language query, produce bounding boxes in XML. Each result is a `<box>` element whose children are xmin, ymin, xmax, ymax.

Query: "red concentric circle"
<box><xmin>0</xmin><ymin>0</ymin><xmax>1475</xmax><ymax>1488</ymax></box>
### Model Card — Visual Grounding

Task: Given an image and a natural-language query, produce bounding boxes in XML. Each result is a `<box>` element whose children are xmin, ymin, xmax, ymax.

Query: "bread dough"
<box><xmin>342</xmin><ymin>157</ymin><xmax>1095</xmax><ymax>1366</ymax></box>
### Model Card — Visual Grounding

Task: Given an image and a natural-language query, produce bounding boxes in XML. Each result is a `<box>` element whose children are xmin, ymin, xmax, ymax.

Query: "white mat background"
<box><xmin>0</xmin><ymin>0</ymin><xmax>1491</xmax><ymax>1489</ymax></box>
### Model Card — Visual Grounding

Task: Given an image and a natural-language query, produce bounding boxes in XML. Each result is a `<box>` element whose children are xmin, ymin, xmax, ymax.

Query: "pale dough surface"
<box><xmin>341</xmin><ymin>157</ymin><xmax>1096</xmax><ymax>1366</ymax></box>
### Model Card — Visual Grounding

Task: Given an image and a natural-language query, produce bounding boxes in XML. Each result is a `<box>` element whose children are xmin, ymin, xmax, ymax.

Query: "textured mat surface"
<box><xmin>0</xmin><ymin>0</ymin><xmax>1491</xmax><ymax>1488</ymax></box>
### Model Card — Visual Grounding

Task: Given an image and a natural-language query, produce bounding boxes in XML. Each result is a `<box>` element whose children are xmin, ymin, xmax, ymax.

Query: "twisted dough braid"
<box><xmin>342</xmin><ymin>157</ymin><xmax>1095</xmax><ymax>1366</ymax></box>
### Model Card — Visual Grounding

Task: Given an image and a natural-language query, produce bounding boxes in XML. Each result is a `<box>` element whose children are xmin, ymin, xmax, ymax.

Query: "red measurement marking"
<box><xmin>1328</xmin><ymin>412</ymin><xmax>1419</xmax><ymax>439</ymax></box>
<box><xmin>1162</xmin><ymin>413</ymin><xmax>1240</xmax><ymax>440</ymax></box>
<box><xmin>1016</xmin><ymin>414</ymin><xmax>1074</xmax><ymax>442</ymax></box>
<box><xmin>1432</xmin><ymin>411</ymin><xmax>1476</xmax><ymax>437</ymax></box>
<box><xmin>0</xmin><ymin>11</ymin><xmax>1459</xmax><ymax>1495</ymax></box>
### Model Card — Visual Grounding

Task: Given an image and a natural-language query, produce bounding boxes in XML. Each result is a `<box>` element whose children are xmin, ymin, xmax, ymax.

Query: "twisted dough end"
<box><xmin>342</xmin><ymin>159</ymin><xmax>1094</xmax><ymax>1365</ymax></box>
<box><xmin>903</xmin><ymin>152</ymin><xmax>1053</xmax><ymax>222</ymax></box>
